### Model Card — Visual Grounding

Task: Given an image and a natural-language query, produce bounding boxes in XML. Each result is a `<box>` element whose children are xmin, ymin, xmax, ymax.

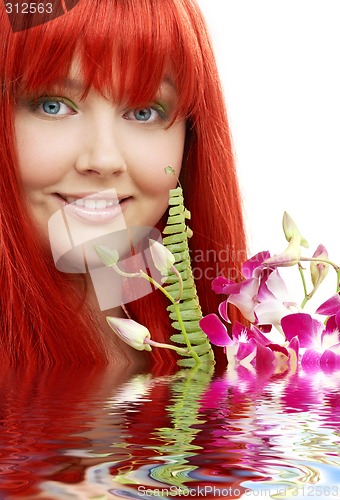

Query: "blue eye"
<box><xmin>134</xmin><ymin>108</ymin><xmax>152</xmax><ymax>121</ymax></box>
<box><xmin>29</xmin><ymin>97</ymin><xmax>77</xmax><ymax>117</ymax></box>
<box><xmin>123</xmin><ymin>105</ymin><xmax>167</xmax><ymax>123</ymax></box>
<box><xmin>42</xmin><ymin>101</ymin><xmax>61</xmax><ymax>115</ymax></box>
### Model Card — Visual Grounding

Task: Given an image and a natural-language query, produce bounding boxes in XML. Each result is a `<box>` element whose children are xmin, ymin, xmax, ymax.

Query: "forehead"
<box><xmin>38</xmin><ymin>56</ymin><xmax>178</xmax><ymax>108</ymax></box>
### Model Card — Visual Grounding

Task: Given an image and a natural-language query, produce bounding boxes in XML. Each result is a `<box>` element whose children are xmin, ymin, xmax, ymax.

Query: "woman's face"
<box><xmin>14</xmin><ymin>62</ymin><xmax>186</xmax><ymax>252</ymax></box>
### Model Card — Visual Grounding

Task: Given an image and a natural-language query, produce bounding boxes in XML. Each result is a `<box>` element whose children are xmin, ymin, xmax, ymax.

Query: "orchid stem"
<box><xmin>300</xmin><ymin>257</ymin><xmax>339</xmax><ymax>272</ymax></box>
<box><xmin>106</xmin><ymin>261</ymin><xmax>198</xmax><ymax>363</ymax></box>
<box><xmin>112</xmin><ymin>264</ymin><xmax>141</xmax><ymax>279</ymax></box>
<box><xmin>300</xmin><ymin>257</ymin><xmax>340</xmax><ymax>296</ymax></box>
<box><xmin>139</xmin><ymin>271</ymin><xmax>176</xmax><ymax>303</ymax></box>
<box><xmin>298</xmin><ymin>264</ymin><xmax>309</xmax><ymax>309</ymax></box>
<box><xmin>145</xmin><ymin>339</ymin><xmax>189</xmax><ymax>355</ymax></box>
<box><xmin>170</xmin><ymin>265</ymin><xmax>183</xmax><ymax>303</ymax></box>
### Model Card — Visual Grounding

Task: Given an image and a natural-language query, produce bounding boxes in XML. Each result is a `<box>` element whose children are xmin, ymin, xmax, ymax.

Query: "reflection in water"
<box><xmin>0</xmin><ymin>364</ymin><xmax>340</xmax><ymax>499</ymax></box>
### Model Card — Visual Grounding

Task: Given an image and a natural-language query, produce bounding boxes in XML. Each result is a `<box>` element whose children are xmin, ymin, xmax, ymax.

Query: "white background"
<box><xmin>197</xmin><ymin>0</ymin><xmax>339</xmax><ymax>308</ymax></box>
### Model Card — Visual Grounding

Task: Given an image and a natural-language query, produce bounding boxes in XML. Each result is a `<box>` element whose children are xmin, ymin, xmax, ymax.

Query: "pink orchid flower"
<box><xmin>199</xmin><ymin>315</ymin><xmax>258</xmax><ymax>370</ymax></box>
<box><xmin>211</xmin><ymin>251</ymin><xmax>299</xmax><ymax>333</ymax></box>
<box><xmin>199</xmin><ymin>315</ymin><xmax>298</xmax><ymax>375</ymax></box>
<box><xmin>253</xmin><ymin>269</ymin><xmax>300</xmax><ymax>334</ymax></box>
<box><xmin>315</xmin><ymin>293</ymin><xmax>340</xmax><ymax>333</ymax></box>
<box><xmin>281</xmin><ymin>313</ymin><xmax>340</xmax><ymax>371</ymax></box>
<box><xmin>211</xmin><ymin>251</ymin><xmax>271</xmax><ymax>323</ymax></box>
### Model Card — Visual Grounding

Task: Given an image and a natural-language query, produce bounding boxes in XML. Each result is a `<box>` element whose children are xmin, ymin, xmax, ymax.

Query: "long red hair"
<box><xmin>0</xmin><ymin>0</ymin><xmax>247</xmax><ymax>366</ymax></box>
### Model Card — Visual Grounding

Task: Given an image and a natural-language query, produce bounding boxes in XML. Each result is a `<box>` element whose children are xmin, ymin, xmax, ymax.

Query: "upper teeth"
<box><xmin>65</xmin><ymin>197</ymin><xmax>120</xmax><ymax>209</ymax></box>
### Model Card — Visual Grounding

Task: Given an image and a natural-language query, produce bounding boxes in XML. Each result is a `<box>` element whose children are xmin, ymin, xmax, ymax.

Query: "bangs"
<box><xmin>2</xmin><ymin>0</ymin><xmax>207</xmax><ymax>118</ymax></box>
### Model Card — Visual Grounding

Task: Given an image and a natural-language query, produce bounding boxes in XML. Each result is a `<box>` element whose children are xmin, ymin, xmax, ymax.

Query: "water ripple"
<box><xmin>1</xmin><ymin>367</ymin><xmax>340</xmax><ymax>499</ymax></box>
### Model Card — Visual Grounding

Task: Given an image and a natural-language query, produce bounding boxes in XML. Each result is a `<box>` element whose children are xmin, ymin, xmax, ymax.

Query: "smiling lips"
<box><xmin>65</xmin><ymin>197</ymin><xmax>120</xmax><ymax>209</ymax></box>
<box><xmin>59</xmin><ymin>193</ymin><xmax>130</xmax><ymax>224</ymax></box>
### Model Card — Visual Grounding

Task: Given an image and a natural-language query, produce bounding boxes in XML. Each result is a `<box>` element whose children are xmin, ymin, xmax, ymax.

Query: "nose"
<box><xmin>74</xmin><ymin>116</ymin><xmax>127</xmax><ymax>178</ymax></box>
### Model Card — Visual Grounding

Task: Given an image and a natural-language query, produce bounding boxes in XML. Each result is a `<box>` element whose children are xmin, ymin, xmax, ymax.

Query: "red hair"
<box><xmin>0</xmin><ymin>0</ymin><xmax>247</xmax><ymax>366</ymax></box>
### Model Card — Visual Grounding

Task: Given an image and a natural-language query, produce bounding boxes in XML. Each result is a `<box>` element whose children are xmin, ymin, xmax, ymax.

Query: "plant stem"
<box><xmin>300</xmin><ymin>257</ymin><xmax>339</xmax><ymax>272</ymax></box>
<box><xmin>298</xmin><ymin>263</ymin><xmax>309</xmax><ymax>309</ymax></box>
<box><xmin>108</xmin><ymin>263</ymin><xmax>199</xmax><ymax>364</ymax></box>
<box><xmin>139</xmin><ymin>270</ymin><xmax>175</xmax><ymax>303</ymax></box>
<box><xmin>300</xmin><ymin>256</ymin><xmax>340</xmax><ymax>297</ymax></box>
<box><xmin>140</xmin><ymin>270</ymin><xmax>201</xmax><ymax>365</ymax></box>
<box><xmin>112</xmin><ymin>264</ymin><xmax>141</xmax><ymax>279</ymax></box>
<box><xmin>145</xmin><ymin>339</ymin><xmax>189</xmax><ymax>355</ymax></box>
<box><xmin>170</xmin><ymin>265</ymin><xmax>183</xmax><ymax>303</ymax></box>
<box><xmin>172</xmin><ymin>302</ymin><xmax>201</xmax><ymax>365</ymax></box>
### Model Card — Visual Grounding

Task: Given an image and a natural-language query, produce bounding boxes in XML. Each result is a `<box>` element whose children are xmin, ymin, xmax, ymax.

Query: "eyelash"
<box><xmin>27</xmin><ymin>96</ymin><xmax>169</xmax><ymax>127</ymax></box>
<box><xmin>29</xmin><ymin>97</ymin><xmax>78</xmax><ymax>118</ymax></box>
<box><xmin>123</xmin><ymin>105</ymin><xmax>168</xmax><ymax>123</ymax></box>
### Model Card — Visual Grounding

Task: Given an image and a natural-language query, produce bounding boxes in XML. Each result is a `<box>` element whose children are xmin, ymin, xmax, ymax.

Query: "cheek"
<box><xmin>129</xmin><ymin>122</ymin><xmax>186</xmax><ymax>194</ymax></box>
<box><xmin>15</xmin><ymin>119</ymin><xmax>71</xmax><ymax>189</ymax></box>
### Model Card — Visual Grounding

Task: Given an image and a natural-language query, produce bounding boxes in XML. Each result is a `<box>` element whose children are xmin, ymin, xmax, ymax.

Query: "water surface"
<box><xmin>0</xmin><ymin>365</ymin><xmax>339</xmax><ymax>499</ymax></box>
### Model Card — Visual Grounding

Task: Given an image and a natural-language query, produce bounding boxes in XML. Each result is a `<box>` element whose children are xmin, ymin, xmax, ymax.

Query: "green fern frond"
<box><xmin>162</xmin><ymin>187</ymin><xmax>214</xmax><ymax>367</ymax></box>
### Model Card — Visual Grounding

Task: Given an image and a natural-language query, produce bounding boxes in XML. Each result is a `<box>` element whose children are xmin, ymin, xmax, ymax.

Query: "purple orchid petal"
<box><xmin>257</xmin><ymin>280</ymin><xmax>275</xmax><ymax>302</ymax></box>
<box><xmin>241</xmin><ymin>251</ymin><xmax>271</xmax><ymax>279</ymax></box>
<box><xmin>257</xmin><ymin>266</ymin><xmax>274</xmax><ymax>284</ymax></box>
<box><xmin>255</xmin><ymin>299</ymin><xmax>295</xmax><ymax>327</ymax></box>
<box><xmin>228</xmin><ymin>294</ymin><xmax>256</xmax><ymax>323</ymax></box>
<box><xmin>301</xmin><ymin>348</ymin><xmax>321</xmax><ymax>371</ymax></box>
<box><xmin>336</xmin><ymin>310</ymin><xmax>340</xmax><ymax>331</ymax></box>
<box><xmin>287</xmin><ymin>336</ymin><xmax>300</xmax><ymax>371</ymax></box>
<box><xmin>236</xmin><ymin>337</ymin><xmax>257</xmax><ymax>361</ymax></box>
<box><xmin>227</xmin><ymin>278</ymin><xmax>259</xmax><ymax>323</ymax></box>
<box><xmin>281</xmin><ymin>313</ymin><xmax>322</xmax><ymax>348</ymax></box>
<box><xmin>211</xmin><ymin>276</ymin><xmax>239</xmax><ymax>295</ymax></box>
<box><xmin>264</xmin><ymin>269</ymin><xmax>290</xmax><ymax>301</ymax></box>
<box><xmin>249</xmin><ymin>325</ymin><xmax>273</xmax><ymax>345</ymax></box>
<box><xmin>218</xmin><ymin>300</ymin><xmax>230</xmax><ymax>323</ymax></box>
<box><xmin>254</xmin><ymin>342</ymin><xmax>275</xmax><ymax>375</ymax></box>
<box><xmin>239</xmin><ymin>277</ymin><xmax>260</xmax><ymax>295</ymax></box>
<box><xmin>325</xmin><ymin>315</ymin><xmax>337</xmax><ymax>333</ymax></box>
<box><xmin>258</xmin><ymin>324</ymin><xmax>273</xmax><ymax>333</ymax></box>
<box><xmin>321</xmin><ymin>329</ymin><xmax>340</xmax><ymax>350</ymax></box>
<box><xmin>199</xmin><ymin>314</ymin><xmax>233</xmax><ymax>347</ymax></box>
<box><xmin>231</xmin><ymin>321</ymin><xmax>250</xmax><ymax>339</ymax></box>
<box><xmin>320</xmin><ymin>344</ymin><xmax>340</xmax><ymax>372</ymax></box>
<box><xmin>288</xmin><ymin>336</ymin><xmax>300</xmax><ymax>356</ymax></box>
<box><xmin>232</xmin><ymin>322</ymin><xmax>271</xmax><ymax>345</ymax></box>
<box><xmin>316</xmin><ymin>294</ymin><xmax>340</xmax><ymax>316</ymax></box>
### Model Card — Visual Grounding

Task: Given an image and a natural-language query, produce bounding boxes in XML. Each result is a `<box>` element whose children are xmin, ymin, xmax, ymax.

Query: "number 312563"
<box><xmin>5</xmin><ymin>3</ymin><xmax>53</xmax><ymax>14</ymax></box>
